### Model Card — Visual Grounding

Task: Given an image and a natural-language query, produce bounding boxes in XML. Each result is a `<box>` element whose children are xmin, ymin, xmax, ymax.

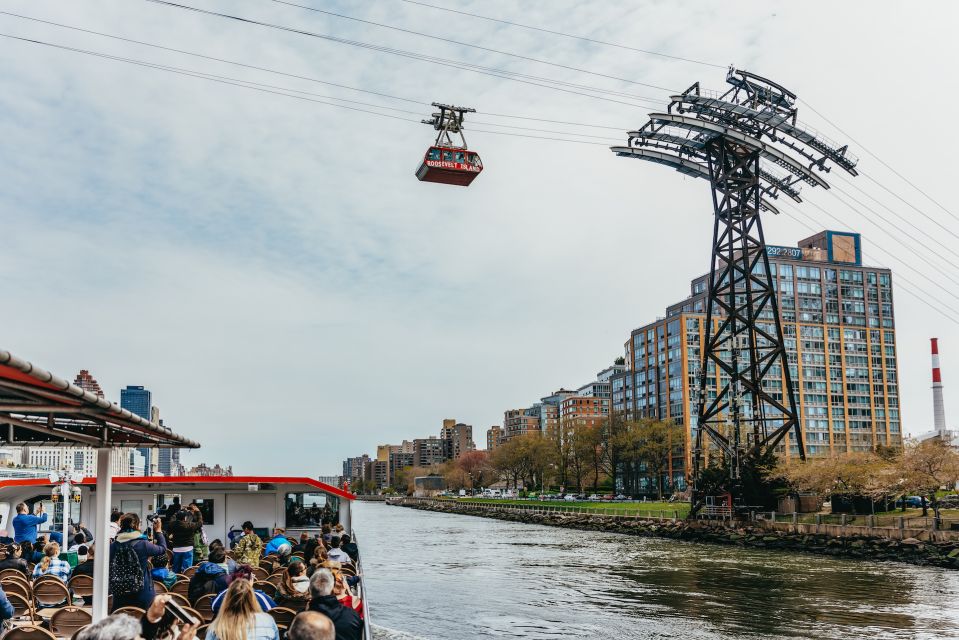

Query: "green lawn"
<box><xmin>447</xmin><ymin>497</ymin><xmax>691</xmax><ymax>517</ymax></box>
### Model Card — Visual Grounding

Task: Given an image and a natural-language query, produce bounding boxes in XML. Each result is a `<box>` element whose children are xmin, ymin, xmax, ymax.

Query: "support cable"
<box><xmin>394</xmin><ymin>0</ymin><xmax>726</xmax><ymax>69</ymax></box>
<box><xmin>139</xmin><ymin>0</ymin><xmax>665</xmax><ymax>107</ymax></box>
<box><xmin>267</xmin><ymin>0</ymin><xmax>680</xmax><ymax>93</ymax></box>
<box><xmin>799</xmin><ymin>98</ymin><xmax>959</xmax><ymax>228</ymax></box>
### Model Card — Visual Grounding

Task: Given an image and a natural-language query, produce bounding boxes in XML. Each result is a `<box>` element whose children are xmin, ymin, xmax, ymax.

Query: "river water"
<box><xmin>354</xmin><ymin>501</ymin><xmax>959</xmax><ymax>640</ymax></box>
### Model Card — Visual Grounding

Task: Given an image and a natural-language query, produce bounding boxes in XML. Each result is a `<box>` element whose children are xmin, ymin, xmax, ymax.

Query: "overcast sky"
<box><xmin>1</xmin><ymin>1</ymin><xmax>957</xmax><ymax>475</ymax></box>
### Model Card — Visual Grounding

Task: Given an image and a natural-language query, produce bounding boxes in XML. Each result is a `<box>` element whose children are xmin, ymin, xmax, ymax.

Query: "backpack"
<box><xmin>188</xmin><ymin>570</ymin><xmax>221</xmax><ymax>604</ymax></box>
<box><xmin>110</xmin><ymin>541</ymin><xmax>144</xmax><ymax>595</ymax></box>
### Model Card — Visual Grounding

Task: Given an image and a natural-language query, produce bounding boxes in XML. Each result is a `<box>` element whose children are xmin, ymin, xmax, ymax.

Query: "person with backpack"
<box><xmin>188</xmin><ymin>547</ymin><xmax>231</xmax><ymax>604</ymax></box>
<box><xmin>109</xmin><ymin>512</ymin><xmax>167</xmax><ymax>611</ymax></box>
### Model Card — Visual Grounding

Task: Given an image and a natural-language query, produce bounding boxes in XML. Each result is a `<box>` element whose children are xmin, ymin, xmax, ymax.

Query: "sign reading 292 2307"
<box><xmin>765</xmin><ymin>245</ymin><xmax>802</xmax><ymax>260</ymax></box>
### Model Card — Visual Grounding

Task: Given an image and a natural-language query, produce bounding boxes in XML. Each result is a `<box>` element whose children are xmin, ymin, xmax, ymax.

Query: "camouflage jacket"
<box><xmin>234</xmin><ymin>532</ymin><xmax>263</xmax><ymax>567</ymax></box>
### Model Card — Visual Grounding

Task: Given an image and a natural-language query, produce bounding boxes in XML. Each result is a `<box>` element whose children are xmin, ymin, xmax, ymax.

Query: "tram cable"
<box><xmin>266</xmin><ymin>0</ymin><xmax>680</xmax><ymax>93</ymax></box>
<box><xmin>799</xmin><ymin>98</ymin><xmax>959</xmax><ymax>228</ymax></box>
<box><xmin>140</xmin><ymin>0</ymin><xmax>667</xmax><ymax>107</ymax></box>
<box><xmin>394</xmin><ymin>0</ymin><xmax>726</xmax><ymax>70</ymax></box>
<box><xmin>781</xmin><ymin>203</ymin><xmax>959</xmax><ymax>326</ymax></box>
<box><xmin>0</xmin><ymin>10</ymin><xmax>628</xmax><ymax>133</ymax></box>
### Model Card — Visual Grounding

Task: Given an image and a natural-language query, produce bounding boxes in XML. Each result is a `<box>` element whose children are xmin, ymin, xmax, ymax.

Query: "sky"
<box><xmin>1</xmin><ymin>1</ymin><xmax>957</xmax><ymax>475</ymax></box>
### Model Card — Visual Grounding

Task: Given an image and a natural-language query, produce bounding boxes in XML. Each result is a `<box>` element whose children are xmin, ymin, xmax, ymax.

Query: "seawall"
<box><xmin>392</xmin><ymin>498</ymin><xmax>959</xmax><ymax>569</ymax></box>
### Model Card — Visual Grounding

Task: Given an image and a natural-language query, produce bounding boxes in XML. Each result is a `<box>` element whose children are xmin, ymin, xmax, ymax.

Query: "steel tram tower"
<box><xmin>611</xmin><ymin>68</ymin><xmax>859</xmax><ymax>505</ymax></box>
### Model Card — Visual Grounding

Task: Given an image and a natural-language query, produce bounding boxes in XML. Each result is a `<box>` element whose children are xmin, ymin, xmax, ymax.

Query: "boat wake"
<box><xmin>372</xmin><ymin>624</ymin><xmax>432</xmax><ymax>640</ymax></box>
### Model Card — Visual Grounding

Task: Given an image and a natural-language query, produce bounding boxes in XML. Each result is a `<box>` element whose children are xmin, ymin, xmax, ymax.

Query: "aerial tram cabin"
<box><xmin>415</xmin><ymin>102</ymin><xmax>483</xmax><ymax>187</ymax></box>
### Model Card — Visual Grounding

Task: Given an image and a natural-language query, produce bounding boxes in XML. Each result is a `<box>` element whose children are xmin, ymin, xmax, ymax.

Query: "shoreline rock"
<box><xmin>393</xmin><ymin>499</ymin><xmax>959</xmax><ymax>569</ymax></box>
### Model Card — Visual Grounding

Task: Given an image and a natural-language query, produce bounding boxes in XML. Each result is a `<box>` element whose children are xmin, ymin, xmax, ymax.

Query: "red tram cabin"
<box><xmin>416</xmin><ymin>146</ymin><xmax>483</xmax><ymax>186</ymax></box>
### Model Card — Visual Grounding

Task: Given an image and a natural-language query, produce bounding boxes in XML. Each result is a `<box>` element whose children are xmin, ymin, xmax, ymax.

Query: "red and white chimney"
<box><xmin>932</xmin><ymin>338</ymin><xmax>947</xmax><ymax>435</ymax></box>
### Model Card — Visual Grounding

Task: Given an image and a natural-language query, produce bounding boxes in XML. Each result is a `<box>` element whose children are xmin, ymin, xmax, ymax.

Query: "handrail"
<box><xmin>352</xmin><ymin>529</ymin><xmax>373</xmax><ymax>640</ymax></box>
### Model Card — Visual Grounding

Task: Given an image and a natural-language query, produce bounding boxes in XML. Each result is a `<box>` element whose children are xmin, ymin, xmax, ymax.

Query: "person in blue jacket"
<box><xmin>0</xmin><ymin>583</ymin><xmax>15</xmax><ymax>621</ymax></box>
<box><xmin>12</xmin><ymin>503</ymin><xmax>47</xmax><ymax>545</ymax></box>
<box><xmin>264</xmin><ymin>529</ymin><xmax>290</xmax><ymax>556</ymax></box>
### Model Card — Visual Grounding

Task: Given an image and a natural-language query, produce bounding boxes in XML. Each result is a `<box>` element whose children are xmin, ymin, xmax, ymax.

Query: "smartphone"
<box><xmin>165</xmin><ymin>599</ymin><xmax>200</xmax><ymax>626</ymax></box>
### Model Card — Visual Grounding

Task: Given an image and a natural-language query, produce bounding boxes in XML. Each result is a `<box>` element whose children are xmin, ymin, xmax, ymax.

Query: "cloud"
<box><xmin>1</xmin><ymin>0</ymin><xmax>957</xmax><ymax>473</ymax></box>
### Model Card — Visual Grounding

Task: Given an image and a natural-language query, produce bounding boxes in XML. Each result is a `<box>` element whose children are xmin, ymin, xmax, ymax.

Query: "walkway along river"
<box><xmin>355</xmin><ymin>501</ymin><xmax>959</xmax><ymax>639</ymax></box>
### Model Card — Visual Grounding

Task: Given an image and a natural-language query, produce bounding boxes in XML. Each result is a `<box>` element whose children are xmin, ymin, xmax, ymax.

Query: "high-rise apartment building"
<box><xmin>503</xmin><ymin>409</ymin><xmax>540</xmax><ymax>441</ymax></box>
<box><xmin>486</xmin><ymin>426</ymin><xmax>503</xmax><ymax>450</ymax></box>
<box><xmin>412</xmin><ymin>437</ymin><xmax>447</xmax><ymax>467</ymax></box>
<box><xmin>441</xmin><ymin>422</ymin><xmax>475</xmax><ymax>459</ymax></box>
<box><xmin>620</xmin><ymin>231</ymin><xmax>900</xmax><ymax>492</ymax></box>
<box><xmin>73</xmin><ymin>370</ymin><xmax>105</xmax><ymax>397</ymax></box>
<box><xmin>121</xmin><ymin>385</ymin><xmax>154</xmax><ymax>475</ymax></box>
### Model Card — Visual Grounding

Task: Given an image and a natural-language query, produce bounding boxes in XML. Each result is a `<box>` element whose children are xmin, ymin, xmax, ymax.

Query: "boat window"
<box><xmin>427</xmin><ymin>148</ymin><xmax>440</xmax><ymax>161</ymax></box>
<box><xmin>286</xmin><ymin>492</ymin><xmax>333</xmax><ymax>527</ymax></box>
<box><xmin>190</xmin><ymin>498</ymin><xmax>215</xmax><ymax>525</ymax></box>
<box><xmin>442</xmin><ymin>150</ymin><xmax>454</xmax><ymax>162</ymax></box>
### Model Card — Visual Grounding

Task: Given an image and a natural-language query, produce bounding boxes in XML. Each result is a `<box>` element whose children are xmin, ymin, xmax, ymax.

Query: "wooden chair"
<box><xmin>6</xmin><ymin>592</ymin><xmax>35</xmax><ymax>621</ymax></box>
<box><xmin>183</xmin><ymin>607</ymin><xmax>204</xmax><ymax>626</ymax></box>
<box><xmin>254</xmin><ymin>581</ymin><xmax>277</xmax><ymax>598</ymax></box>
<box><xmin>284</xmin><ymin>598</ymin><xmax>310</xmax><ymax>613</ymax></box>
<box><xmin>266</xmin><ymin>573</ymin><xmax>283</xmax><ymax>587</ymax></box>
<box><xmin>69</xmin><ymin>627</ymin><xmax>90</xmax><ymax>640</ymax></box>
<box><xmin>252</xmin><ymin>567</ymin><xmax>268</xmax><ymax>582</ymax></box>
<box><xmin>267</xmin><ymin>607</ymin><xmax>297</xmax><ymax>632</ymax></box>
<box><xmin>263</xmin><ymin>555</ymin><xmax>278</xmax><ymax>563</ymax></box>
<box><xmin>195</xmin><ymin>624</ymin><xmax>211</xmax><ymax>640</ymax></box>
<box><xmin>153</xmin><ymin>580</ymin><xmax>169</xmax><ymax>594</ymax></box>
<box><xmin>338</xmin><ymin>565</ymin><xmax>356</xmax><ymax>577</ymax></box>
<box><xmin>0</xmin><ymin>568</ymin><xmax>28</xmax><ymax>581</ymax></box>
<box><xmin>112</xmin><ymin>606</ymin><xmax>146</xmax><ymax>618</ymax></box>
<box><xmin>2</xmin><ymin>574</ymin><xmax>33</xmax><ymax>591</ymax></box>
<box><xmin>171</xmin><ymin>579</ymin><xmax>191</xmax><ymax>599</ymax></box>
<box><xmin>258</xmin><ymin>560</ymin><xmax>274</xmax><ymax>572</ymax></box>
<box><xmin>49</xmin><ymin>607</ymin><xmax>93</xmax><ymax>639</ymax></box>
<box><xmin>33</xmin><ymin>578</ymin><xmax>70</xmax><ymax>609</ymax></box>
<box><xmin>0</xmin><ymin>625</ymin><xmax>58</xmax><ymax>640</ymax></box>
<box><xmin>192</xmin><ymin>594</ymin><xmax>215</xmax><ymax>623</ymax></box>
<box><xmin>167</xmin><ymin>592</ymin><xmax>190</xmax><ymax>608</ymax></box>
<box><xmin>67</xmin><ymin>575</ymin><xmax>93</xmax><ymax>598</ymax></box>
<box><xmin>182</xmin><ymin>566</ymin><xmax>198</xmax><ymax>579</ymax></box>
<box><xmin>3</xmin><ymin>580</ymin><xmax>32</xmax><ymax>602</ymax></box>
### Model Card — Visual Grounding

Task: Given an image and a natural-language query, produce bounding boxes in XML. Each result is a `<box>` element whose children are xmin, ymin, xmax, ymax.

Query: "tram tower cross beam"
<box><xmin>692</xmin><ymin>135</ymin><xmax>803</xmax><ymax>493</ymax></box>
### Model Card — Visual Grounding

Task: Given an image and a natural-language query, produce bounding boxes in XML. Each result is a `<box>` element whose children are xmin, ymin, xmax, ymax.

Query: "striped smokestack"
<box><xmin>932</xmin><ymin>338</ymin><xmax>947</xmax><ymax>434</ymax></box>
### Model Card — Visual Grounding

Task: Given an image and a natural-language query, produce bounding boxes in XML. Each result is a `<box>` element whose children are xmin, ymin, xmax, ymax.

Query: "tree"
<box><xmin>635</xmin><ymin>419</ymin><xmax>684</xmax><ymax>500</ymax></box>
<box><xmin>457</xmin><ymin>450</ymin><xmax>492</xmax><ymax>493</ymax></box>
<box><xmin>898</xmin><ymin>439</ymin><xmax>959</xmax><ymax>521</ymax></box>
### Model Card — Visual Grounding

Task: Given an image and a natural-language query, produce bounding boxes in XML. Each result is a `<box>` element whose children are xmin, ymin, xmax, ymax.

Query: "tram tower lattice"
<box><xmin>611</xmin><ymin>68</ymin><xmax>859</xmax><ymax>501</ymax></box>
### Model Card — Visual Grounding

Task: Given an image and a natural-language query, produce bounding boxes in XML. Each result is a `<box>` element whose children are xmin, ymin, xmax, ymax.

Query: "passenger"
<box><xmin>0</xmin><ymin>583</ymin><xmax>14</xmax><ymax>622</ymax></box>
<box><xmin>69</xmin><ymin>532</ymin><xmax>87</xmax><ymax>553</ymax></box>
<box><xmin>164</xmin><ymin>498</ymin><xmax>182</xmax><ymax>520</ymax></box>
<box><xmin>109</xmin><ymin>509</ymin><xmax>123</xmax><ymax>540</ymax></box>
<box><xmin>326</xmin><ymin>537</ymin><xmax>350</xmax><ymax>565</ymax></box>
<box><xmin>151</xmin><ymin>552</ymin><xmax>178</xmax><ymax>590</ymax></box>
<box><xmin>332</xmin><ymin>524</ymin><xmax>344</xmax><ymax>536</ymax></box>
<box><xmin>307</xmin><ymin>546</ymin><xmax>329</xmax><ymax>577</ymax></box>
<box><xmin>302</xmin><ymin>534</ymin><xmax>321</xmax><ymax>565</ymax></box>
<box><xmin>293</xmin><ymin>533</ymin><xmax>310</xmax><ymax>555</ymax></box>
<box><xmin>110</xmin><ymin>513</ymin><xmax>167</xmax><ymax>610</ymax></box>
<box><xmin>234</xmin><ymin>521</ymin><xmax>263</xmax><ymax>567</ymax></box>
<box><xmin>0</xmin><ymin>543</ymin><xmax>30</xmax><ymax>576</ymax></box>
<box><xmin>287</xmin><ymin>611</ymin><xmax>335</xmax><ymax>640</ymax></box>
<box><xmin>307</xmin><ymin>569</ymin><xmax>361</xmax><ymax>640</ymax></box>
<box><xmin>264</xmin><ymin>529</ymin><xmax>290</xmax><ymax>556</ymax></box>
<box><xmin>11</xmin><ymin>503</ymin><xmax>47</xmax><ymax>545</ymax></box>
<box><xmin>207</xmin><ymin>579</ymin><xmax>279</xmax><ymax>640</ymax></box>
<box><xmin>331</xmin><ymin>568</ymin><xmax>362</xmax><ymax>619</ymax></box>
<box><xmin>276</xmin><ymin>561</ymin><xmax>311</xmax><ymax>605</ymax></box>
<box><xmin>211</xmin><ymin>565</ymin><xmax>276</xmax><ymax>615</ymax></box>
<box><xmin>31</xmin><ymin>538</ymin><xmax>46</xmax><ymax>564</ymax></box>
<box><xmin>72</xmin><ymin>544</ymin><xmax>95</xmax><ymax>578</ymax></box>
<box><xmin>339</xmin><ymin>535</ymin><xmax>358</xmax><ymax>564</ymax></box>
<box><xmin>209</xmin><ymin>540</ymin><xmax>238</xmax><ymax>574</ymax></box>
<box><xmin>167</xmin><ymin>509</ymin><xmax>201</xmax><ymax>574</ymax></box>
<box><xmin>190</xmin><ymin>504</ymin><xmax>209</xmax><ymax>562</ymax></box>
<box><xmin>188</xmin><ymin>547</ymin><xmax>231</xmax><ymax>603</ymax></box>
<box><xmin>272</xmin><ymin>545</ymin><xmax>293</xmax><ymax>572</ymax></box>
<box><xmin>320</xmin><ymin>525</ymin><xmax>332</xmax><ymax>546</ymax></box>
<box><xmin>33</xmin><ymin>542</ymin><xmax>71</xmax><ymax>581</ymax></box>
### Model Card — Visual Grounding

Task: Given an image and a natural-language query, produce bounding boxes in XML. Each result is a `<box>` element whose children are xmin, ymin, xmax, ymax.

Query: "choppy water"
<box><xmin>355</xmin><ymin>501</ymin><xmax>959</xmax><ymax>639</ymax></box>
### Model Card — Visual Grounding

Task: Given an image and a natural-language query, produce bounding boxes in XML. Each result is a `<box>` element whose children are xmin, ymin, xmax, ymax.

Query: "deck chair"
<box><xmin>267</xmin><ymin>607</ymin><xmax>297</xmax><ymax>632</ymax></box>
<box><xmin>1</xmin><ymin>625</ymin><xmax>58</xmax><ymax>640</ymax></box>
<box><xmin>192</xmin><ymin>594</ymin><xmax>215</xmax><ymax>623</ymax></box>
<box><xmin>254</xmin><ymin>581</ymin><xmax>277</xmax><ymax>598</ymax></box>
<box><xmin>67</xmin><ymin>575</ymin><xmax>93</xmax><ymax>598</ymax></box>
<box><xmin>112</xmin><ymin>606</ymin><xmax>146</xmax><ymax>618</ymax></box>
<box><xmin>49</xmin><ymin>606</ymin><xmax>93</xmax><ymax>639</ymax></box>
<box><xmin>6</xmin><ymin>592</ymin><xmax>35</xmax><ymax>621</ymax></box>
<box><xmin>33</xmin><ymin>578</ymin><xmax>70</xmax><ymax>609</ymax></box>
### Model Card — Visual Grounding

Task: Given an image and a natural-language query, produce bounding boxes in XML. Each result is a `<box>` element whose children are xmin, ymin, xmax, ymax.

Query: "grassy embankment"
<box><xmin>445</xmin><ymin>497</ymin><xmax>691</xmax><ymax>518</ymax></box>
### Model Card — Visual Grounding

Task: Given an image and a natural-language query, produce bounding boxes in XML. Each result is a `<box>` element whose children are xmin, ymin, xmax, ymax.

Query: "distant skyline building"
<box><xmin>187</xmin><ymin>463</ymin><xmax>233</xmax><ymax>476</ymax></box>
<box><xmin>121</xmin><ymin>385</ymin><xmax>154</xmax><ymax>475</ymax></box>
<box><xmin>73</xmin><ymin>370</ymin><xmax>105</xmax><ymax>397</ymax></box>
<box><xmin>486</xmin><ymin>426</ymin><xmax>502</xmax><ymax>451</ymax></box>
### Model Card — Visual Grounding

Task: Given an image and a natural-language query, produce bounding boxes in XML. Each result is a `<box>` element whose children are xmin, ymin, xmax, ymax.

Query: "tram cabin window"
<box><xmin>455</xmin><ymin>151</ymin><xmax>466</xmax><ymax>163</ymax></box>
<box><xmin>442</xmin><ymin>150</ymin><xmax>454</xmax><ymax>162</ymax></box>
<box><xmin>427</xmin><ymin>148</ymin><xmax>440</xmax><ymax>161</ymax></box>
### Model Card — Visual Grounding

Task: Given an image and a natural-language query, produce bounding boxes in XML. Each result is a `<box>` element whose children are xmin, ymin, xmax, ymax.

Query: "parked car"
<box><xmin>564</xmin><ymin>494</ymin><xmax>577</xmax><ymax>501</ymax></box>
<box><xmin>587</xmin><ymin>494</ymin><xmax>599</xmax><ymax>501</ymax></box>
<box><xmin>614</xmin><ymin>494</ymin><xmax>628</xmax><ymax>501</ymax></box>
<box><xmin>895</xmin><ymin>496</ymin><xmax>925</xmax><ymax>508</ymax></box>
